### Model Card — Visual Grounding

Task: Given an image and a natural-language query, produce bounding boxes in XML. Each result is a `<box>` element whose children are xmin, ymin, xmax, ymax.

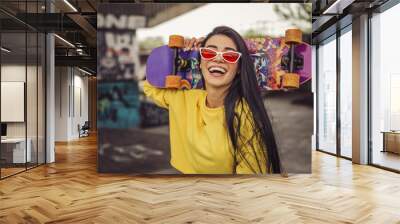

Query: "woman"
<box><xmin>144</xmin><ymin>26</ymin><xmax>281</xmax><ymax>174</ymax></box>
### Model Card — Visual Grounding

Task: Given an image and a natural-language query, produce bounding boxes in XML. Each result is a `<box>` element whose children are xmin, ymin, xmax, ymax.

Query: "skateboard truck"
<box><xmin>165</xmin><ymin>35</ymin><xmax>191</xmax><ymax>90</ymax></box>
<box><xmin>282</xmin><ymin>29</ymin><xmax>302</xmax><ymax>89</ymax></box>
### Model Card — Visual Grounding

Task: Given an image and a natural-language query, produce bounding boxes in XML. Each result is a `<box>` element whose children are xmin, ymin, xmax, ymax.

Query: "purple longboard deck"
<box><xmin>146</xmin><ymin>37</ymin><xmax>311</xmax><ymax>91</ymax></box>
<box><xmin>146</xmin><ymin>45</ymin><xmax>203</xmax><ymax>89</ymax></box>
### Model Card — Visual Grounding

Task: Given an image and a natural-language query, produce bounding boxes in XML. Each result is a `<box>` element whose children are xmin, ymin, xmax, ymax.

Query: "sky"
<box><xmin>136</xmin><ymin>3</ymin><xmax>306</xmax><ymax>43</ymax></box>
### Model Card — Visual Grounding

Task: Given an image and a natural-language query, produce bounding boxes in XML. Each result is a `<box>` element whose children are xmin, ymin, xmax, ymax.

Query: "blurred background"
<box><xmin>97</xmin><ymin>3</ymin><xmax>313</xmax><ymax>174</ymax></box>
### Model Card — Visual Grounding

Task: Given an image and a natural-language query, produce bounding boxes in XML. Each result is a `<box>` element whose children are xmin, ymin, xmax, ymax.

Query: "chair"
<box><xmin>78</xmin><ymin>121</ymin><xmax>90</xmax><ymax>138</ymax></box>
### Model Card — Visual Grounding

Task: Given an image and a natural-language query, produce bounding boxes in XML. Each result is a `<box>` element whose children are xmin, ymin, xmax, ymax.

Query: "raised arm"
<box><xmin>143</xmin><ymin>80</ymin><xmax>179</xmax><ymax>109</ymax></box>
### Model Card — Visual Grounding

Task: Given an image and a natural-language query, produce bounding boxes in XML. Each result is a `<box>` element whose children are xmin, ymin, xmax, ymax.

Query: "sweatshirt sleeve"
<box><xmin>143</xmin><ymin>80</ymin><xmax>176</xmax><ymax>109</ymax></box>
<box><xmin>143</xmin><ymin>80</ymin><xmax>180</xmax><ymax>109</ymax></box>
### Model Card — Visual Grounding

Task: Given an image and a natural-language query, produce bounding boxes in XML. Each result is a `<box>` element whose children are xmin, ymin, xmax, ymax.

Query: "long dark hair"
<box><xmin>200</xmin><ymin>26</ymin><xmax>281</xmax><ymax>173</ymax></box>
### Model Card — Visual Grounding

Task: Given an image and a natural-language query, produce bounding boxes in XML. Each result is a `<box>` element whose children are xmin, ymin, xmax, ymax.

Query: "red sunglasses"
<box><xmin>199</xmin><ymin>47</ymin><xmax>242</xmax><ymax>63</ymax></box>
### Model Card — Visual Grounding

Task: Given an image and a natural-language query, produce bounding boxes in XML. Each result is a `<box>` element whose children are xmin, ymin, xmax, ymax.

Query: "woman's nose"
<box><xmin>213</xmin><ymin>53</ymin><xmax>224</xmax><ymax>63</ymax></box>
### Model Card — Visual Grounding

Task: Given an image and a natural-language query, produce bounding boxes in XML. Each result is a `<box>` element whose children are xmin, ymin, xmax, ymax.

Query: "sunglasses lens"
<box><xmin>200</xmin><ymin>48</ymin><xmax>216</xmax><ymax>60</ymax></box>
<box><xmin>222</xmin><ymin>52</ymin><xmax>240</xmax><ymax>63</ymax></box>
<box><xmin>200</xmin><ymin>48</ymin><xmax>241</xmax><ymax>63</ymax></box>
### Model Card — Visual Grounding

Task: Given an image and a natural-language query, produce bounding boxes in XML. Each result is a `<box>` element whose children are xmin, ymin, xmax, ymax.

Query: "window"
<box><xmin>0</xmin><ymin>1</ymin><xmax>47</xmax><ymax>179</ymax></box>
<box><xmin>371</xmin><ymin>2</ymin><xmax>400</xmax><ymax>171</ymax></box>
<box><xmin>339</xmin><ymin>28</ymin><xmax>352</xmax><ymax>158</ymax></box>
<box><xmin>317</xmin><ymin>36</ymin><xmax>337</xmax><ymax>154</ymax></box>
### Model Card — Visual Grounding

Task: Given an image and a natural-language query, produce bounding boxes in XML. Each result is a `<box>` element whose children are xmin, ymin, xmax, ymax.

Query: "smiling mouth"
<box><xmin>208</xmin><ymin>66</ymin><xmax>227</xmax><ymax>77</ymax></box>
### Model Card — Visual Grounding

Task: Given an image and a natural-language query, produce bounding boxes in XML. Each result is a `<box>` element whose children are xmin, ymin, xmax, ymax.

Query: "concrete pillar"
<box><xmin>352</xmin><ymin>14</ymin><xmax>369</xmax><ymax>164</ymax></box>
<box><xmin>46</xmin><ymin>0</ymin><xmax>55</xmax><ymax>163</ymax></box>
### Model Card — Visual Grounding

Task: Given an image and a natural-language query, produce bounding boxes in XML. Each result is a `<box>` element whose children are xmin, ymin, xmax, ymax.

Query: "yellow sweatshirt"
<box><xmin>143</xmin><ymin>81</ymin><xmax>268</xmax><ymax>174</ymax></box>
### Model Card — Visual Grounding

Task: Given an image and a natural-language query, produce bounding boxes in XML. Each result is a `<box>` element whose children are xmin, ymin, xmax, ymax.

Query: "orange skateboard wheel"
<box><xmin>168</xmin><ymin>35</ymin><xmax>184</xmax><ymax>48</ymax></box>
<box><xmin>285</xmin><ymin>29</ymin><xmax>302</xmax><ymax>44</ymax></box>
<box><xmin>282</xmin><ymin>73</ymin><xmax>300</xmax><ymax>89</ymax></box>
<box><xmin>165</xmin><ymin>75</ymin><xmax>181</xmax><ymax>89</ymax></box>
<box><xmin>180</xmin><ymin>79</ymin><xmax>191</xmax><ymax>90</ymax></box>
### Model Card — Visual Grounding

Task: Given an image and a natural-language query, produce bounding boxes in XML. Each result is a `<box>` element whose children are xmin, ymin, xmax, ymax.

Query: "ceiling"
<box><xmin>1</xmin><ymin>1</ymin><xmax>209</xmax><ymax>73</ymax></box>
<box><xmin>311</xmin><ymin>0</ymin><xmax>390</xmax><ymax>43</ymax></box>
<box><xmin>0</xmin><ymin>0</ymin><xmax>315</xmax><ymax>74</ymax></box>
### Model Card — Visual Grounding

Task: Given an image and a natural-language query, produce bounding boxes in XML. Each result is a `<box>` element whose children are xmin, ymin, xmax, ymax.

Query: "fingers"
<box><xmin>188</xmin><ymin>37</ymin><xmax>196</xmax><ymax>51</ymax></box>
<box><xmin>183</xmin><ymin>38</ymin><xmax>194</xmax><ymax>51</ymax></box>
<box><xmin>184</xmin><ymin>37</ymin><xmax>204</xmax><ymax>51</ymax></box>
<box><xmin>184</xmin><ymin>38</ymin><xmax>190</xmax><ymax>50</ymax></box>
<box><xmin>183</xmin><ymin>38</ymin><xmax>192</xmax><ymax>51</ymax></box>
<box><xmin>195</xmin><ymin>37</ymin><xmax>205</xmax><ymax>49</ymax></box>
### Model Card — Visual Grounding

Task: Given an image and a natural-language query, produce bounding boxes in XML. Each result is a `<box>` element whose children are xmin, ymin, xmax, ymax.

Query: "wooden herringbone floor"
<box><xmin>1</xmin><ymin>134</ymin><xmax>400</xmax><ymax>224</ymax></box>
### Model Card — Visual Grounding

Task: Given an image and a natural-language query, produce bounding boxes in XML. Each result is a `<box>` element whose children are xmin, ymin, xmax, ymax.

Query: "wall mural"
<box><xmin>97</xmin><ymin>3</ymin><xmax>313</xmax><ymax>174</ymax></box>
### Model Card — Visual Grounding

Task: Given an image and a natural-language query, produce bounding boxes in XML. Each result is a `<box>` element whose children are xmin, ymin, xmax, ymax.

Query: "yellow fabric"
<box><xmin>143</xmin><ymin>81</ymin><xmax>268</xmax><ymax>174</ymax></box>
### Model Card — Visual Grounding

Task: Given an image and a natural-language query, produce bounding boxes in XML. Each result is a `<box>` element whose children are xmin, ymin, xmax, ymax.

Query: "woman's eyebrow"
<box><xmin>224</xmin><ymin>47</ymin><xmax>237</xmax><ymax>51</ymax></box>
<box><xmin>205</xmin><ymin>45</ymin><xmax>218</xmax><ymax>49</ymax></box>
<box><xmin>205</xmin><ymin>45</ymin><xmax>237</xmax><ymax>51</ymax></box>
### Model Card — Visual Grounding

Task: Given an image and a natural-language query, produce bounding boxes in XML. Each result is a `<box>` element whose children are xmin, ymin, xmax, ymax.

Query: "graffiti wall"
<box><xmin>97</xmin><ymin>3</ymin><xmax>313</xmax><ymax>174</ymax></box>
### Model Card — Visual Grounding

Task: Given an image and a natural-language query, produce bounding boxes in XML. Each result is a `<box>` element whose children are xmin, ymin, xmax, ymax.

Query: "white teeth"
<box><xmin>208</xmin><ymin>66</ymin><xmax>227</xmax><ymax>74</ymax></box>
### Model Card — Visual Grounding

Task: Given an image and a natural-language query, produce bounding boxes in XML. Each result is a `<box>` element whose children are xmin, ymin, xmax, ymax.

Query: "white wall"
<box><xmin>1</xmin><ymin>65</ymin><xmax>36</xmax><ymax>138</ymax></box>
<box><xmin>1</xmin><ymin>65</ymin><xmax>26</xmax><ymax>81</ymax></box>
<box><xmin>75</xmin><ymin>70</ymin><xmax>89</xmax><ymax>139</ymax></box>
<box><xmin>1</xmin><ymin>64</ymin><xmax>46</xmax><ymax>164</ymax></box>
<box><xmin>55</xmin><ymin>67</ymin><xmax>89</xmax><ymax>141</ymax></box>
<box><xmin>55</xmin><ymin>66</ymin><xmax>69</xmax><ymax>141</ymax></box>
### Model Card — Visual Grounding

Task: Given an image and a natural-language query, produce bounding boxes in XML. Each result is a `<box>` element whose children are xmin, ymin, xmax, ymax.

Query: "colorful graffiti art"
<box><xmin>98</xmin><ymin>81</ymin><xmax>140</xmax><ymax>128</ymax></box>
<box><xmin>245</xmin><ymin>36</ymin><xmax>311</xmax><ymax>91</ymax></box>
